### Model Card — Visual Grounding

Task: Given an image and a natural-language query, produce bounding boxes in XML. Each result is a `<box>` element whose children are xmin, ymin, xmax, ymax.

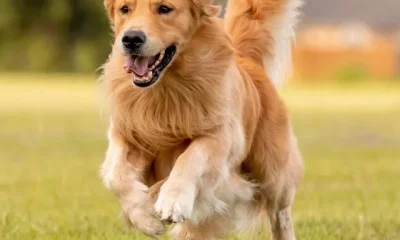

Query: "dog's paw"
<box><xmin>155</xmin><ymin>179</ymin><xmax>196</xmax><ymax>223</ymax></box>
<box><xmin>123</xmin><ymin>201</ymin><xmax>165</xmax><ymax>237</ymax></box>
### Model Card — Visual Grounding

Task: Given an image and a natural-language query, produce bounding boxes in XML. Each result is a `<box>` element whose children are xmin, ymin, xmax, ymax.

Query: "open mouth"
<box><xmin>124</xmin><ymin>45</ymin><xmax>177</xmax><ymax>88</ymax></box>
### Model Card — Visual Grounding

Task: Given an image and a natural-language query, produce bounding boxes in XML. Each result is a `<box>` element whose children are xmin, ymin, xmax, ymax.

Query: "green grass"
<box><xmin>1</xmin><ymin>74</ymin><xmax>399</xmax><ymax>239</ymax></box>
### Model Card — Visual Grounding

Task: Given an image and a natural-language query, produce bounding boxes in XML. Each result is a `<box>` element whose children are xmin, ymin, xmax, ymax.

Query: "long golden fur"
<box><xmin>100</xmin><ymin>0</ymin><xmax>303</xmax><ymax>239</ymax></box>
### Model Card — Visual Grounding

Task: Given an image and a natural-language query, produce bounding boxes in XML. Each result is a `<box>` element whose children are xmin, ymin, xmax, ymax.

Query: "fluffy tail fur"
<box><xmin>224</xmin><ymin>0</ymin><xmax>302</xmax><ymax>88</ymax></box>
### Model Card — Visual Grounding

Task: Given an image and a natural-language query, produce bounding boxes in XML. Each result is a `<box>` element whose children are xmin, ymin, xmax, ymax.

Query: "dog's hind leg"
<box><xmin>266</xmin><ymin>134</ymin><xmax>303</xmax><ymax>240</ymax></box>
<box><xmin>266</xmin><ymin>188</ymin><xmax>297</xmax><ymax>240</ymax></box>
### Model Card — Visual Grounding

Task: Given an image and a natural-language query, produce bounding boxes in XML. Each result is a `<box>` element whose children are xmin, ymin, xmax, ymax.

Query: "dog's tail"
<box><xmin>224</xmin><ymin>0</ymin><xmax>302</xmax><ymax>88</ymax></box>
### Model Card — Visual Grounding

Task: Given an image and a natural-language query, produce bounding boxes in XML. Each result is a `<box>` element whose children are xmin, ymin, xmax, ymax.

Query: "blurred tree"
<box><xmin>0</xmin><ymin>0</ymin><xmax>111</xmax><ymax>73</ymax></box>
<box><xmin>0</xmin><ymin>0</ymin><xmax>227</xmax><ymax>73</ymax></box>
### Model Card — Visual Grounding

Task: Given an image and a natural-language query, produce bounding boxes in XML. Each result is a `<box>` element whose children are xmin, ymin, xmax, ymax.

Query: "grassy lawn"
<box><xmin>0</xmin><ymin>74</ymin><xmax>399</xmax><ymax>239</ymax></box>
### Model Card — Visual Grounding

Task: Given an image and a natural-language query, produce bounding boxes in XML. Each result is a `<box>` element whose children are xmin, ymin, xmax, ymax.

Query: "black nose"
<box><xmin>122</xmin><ymin>30</ymin><xmax>147</xmax><ymax>52</ymax></box>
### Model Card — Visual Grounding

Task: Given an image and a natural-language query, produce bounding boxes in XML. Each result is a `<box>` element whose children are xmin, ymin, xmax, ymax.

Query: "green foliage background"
<box><xmin>0</xmin><ymin>0</ymin><xmax>226</xmax><ymax>73</ymax></box>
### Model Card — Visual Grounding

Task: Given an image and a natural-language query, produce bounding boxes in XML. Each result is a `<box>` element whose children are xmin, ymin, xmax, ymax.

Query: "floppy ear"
<box><xmin>104</xmin><ymin>0</ymin><xmax>115</xmax><ymax>22</ymax></box>
<box><xmin>193</xmin><ymin>0</ymin><xmax>221</xmax><ymax>17</ymax></box>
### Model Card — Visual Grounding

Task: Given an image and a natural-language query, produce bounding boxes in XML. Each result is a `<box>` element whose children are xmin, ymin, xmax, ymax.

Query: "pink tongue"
<box><xmin>124</xmin><ymin>55</ymin><xmax>158</xmax><ymax>76</ymax></box>
<box><xmin>133</xmin><ymin>57</ymin><xmax>150</xmax><ymax>76</ymax></box>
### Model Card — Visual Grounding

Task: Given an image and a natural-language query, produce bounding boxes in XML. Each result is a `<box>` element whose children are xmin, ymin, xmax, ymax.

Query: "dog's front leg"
<box><xmin>155</xmin><ymin>125</ymin><xmax>243</xmax><ymax>224</ymax></box>
<box><xmin>101</xmin><ymin>124</ymin><xmax>165</xmax><ymax>237</ymax></box>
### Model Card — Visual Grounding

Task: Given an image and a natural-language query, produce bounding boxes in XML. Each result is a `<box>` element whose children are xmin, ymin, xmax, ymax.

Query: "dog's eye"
<box><xmin>158</xmin><ymin>5</ymin><xmax>173</xmax><ymax>15</ymax></box>
<box><xmin>120</xmin><ymin>5</ymin><xmax>129</xmax><ymax>14</ymax></box>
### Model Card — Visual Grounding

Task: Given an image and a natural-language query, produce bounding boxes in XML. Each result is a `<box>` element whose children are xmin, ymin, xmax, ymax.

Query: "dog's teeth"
<box><xmin>158</xmin><ymin>50</ymin><xmax>165</xmax><ymax>60</ymax></box>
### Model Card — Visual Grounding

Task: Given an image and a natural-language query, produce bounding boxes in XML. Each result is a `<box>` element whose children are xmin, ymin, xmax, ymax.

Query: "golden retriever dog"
<box><xmin>100</xmin><ymin>0</ymin><xmax>303</xmax><ymax>239</ymax></box>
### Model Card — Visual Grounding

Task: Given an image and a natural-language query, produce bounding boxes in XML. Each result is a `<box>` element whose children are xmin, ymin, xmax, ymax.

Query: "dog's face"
<box><xmin>104</xmin><ymin>0</ymin><xmax>219</xmax><ymax>88</ymax></box>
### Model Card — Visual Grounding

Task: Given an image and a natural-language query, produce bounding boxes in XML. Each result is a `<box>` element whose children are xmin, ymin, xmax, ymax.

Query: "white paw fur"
<box><xmin>155</xmin><ymin>179</ymin><xmax>197</xmax><ymax>223</ymax></box>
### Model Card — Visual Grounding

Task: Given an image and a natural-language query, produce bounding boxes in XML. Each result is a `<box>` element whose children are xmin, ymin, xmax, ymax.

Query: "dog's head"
<box><xmin>104</xmin><ymin>0</ymin><xmax>220</xmax><ymax>88</ymax></box>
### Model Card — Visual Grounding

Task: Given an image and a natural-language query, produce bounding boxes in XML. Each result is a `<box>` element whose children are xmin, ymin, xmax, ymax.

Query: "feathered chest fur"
<box><xmin>107</xmin><ymin>73</ymin><xmax>231</xmax><ymax>153</ymax></box>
